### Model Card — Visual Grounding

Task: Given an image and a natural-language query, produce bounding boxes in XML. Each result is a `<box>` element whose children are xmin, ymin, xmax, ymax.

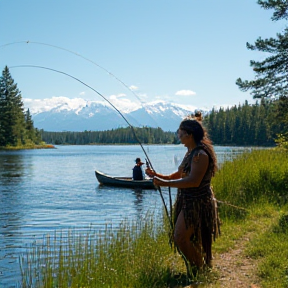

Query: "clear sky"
<box><xmin>0</xmin><ymin>0</ymin><xmax>286</xmax><ymax>111</ymax></box>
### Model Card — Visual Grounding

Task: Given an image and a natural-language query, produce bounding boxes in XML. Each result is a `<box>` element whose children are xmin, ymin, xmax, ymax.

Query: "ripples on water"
<box><xmin>0</xmin><ymin>145</ymin><xmax>252</xmax><ymax>287</ymax></box>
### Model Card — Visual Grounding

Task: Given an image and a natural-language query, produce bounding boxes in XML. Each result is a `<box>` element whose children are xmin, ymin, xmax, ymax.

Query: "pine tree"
<box><xmin>236</xmin><ymin>0</ymin><xmax>288</xmax><ymax>100</ymax></box>
<box><xmin>258</xmin><ymin>0</ymin><xmax>288</xmax><ymax>21</ymax></box>
<box><xmin>25</xmin><ymin>108</ymin><xmax>36</xmax><ymax>142</ymax></box>
<box><xmin>0</xmin><ymin>66</ymin><xmax>26</xmax><ymax>146</ymax></box>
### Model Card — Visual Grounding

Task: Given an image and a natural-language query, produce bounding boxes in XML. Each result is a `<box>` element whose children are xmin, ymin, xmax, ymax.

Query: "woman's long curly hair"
<box><xmin>179</xmin><ymin>111</ymin><xmax>217</xmax><ymax>176</ymax></box>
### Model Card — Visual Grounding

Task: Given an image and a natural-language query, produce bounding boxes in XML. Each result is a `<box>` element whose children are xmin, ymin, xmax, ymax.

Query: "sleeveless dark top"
<box><xmin>178</xmin><ymin>145</ymin><xmax>213</xmax><ymax>199</ymax></box>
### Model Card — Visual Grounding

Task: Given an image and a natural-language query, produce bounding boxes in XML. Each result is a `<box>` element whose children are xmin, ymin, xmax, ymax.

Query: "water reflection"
<box><xmin>0</xmin><ymin>153</ymin><xmax>28</xmax><ymax>286</ymax></box>
<box><xmin>97</xmin><ymin>185</ymin><xmax>145</xmax><ymax>215</ymax></box>
<box><xmin>0</xmin><ymin>154</ymin><xmax>26</xmax><ymax>185</ymax></box>
<box><xmin>132</xmin><ymin>188</ymin><xmax>144</xmax><ymax>215</ymax></box>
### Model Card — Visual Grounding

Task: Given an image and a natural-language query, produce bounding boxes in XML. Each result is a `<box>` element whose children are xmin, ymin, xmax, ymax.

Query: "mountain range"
<box><xmin>23</xmin><ymin>97</ymin><xmax>207</xmax><ymax>132</ymax></box>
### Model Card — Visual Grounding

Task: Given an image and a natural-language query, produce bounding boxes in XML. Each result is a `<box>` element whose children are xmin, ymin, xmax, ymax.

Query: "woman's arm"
<box><xmin>145</xmin><ymin>168</ymin><xmax>181</xmax><ymax>180</ymax></box>
<box><xmin>153</xmin><ymin>152</ymin><xmax>209</xmax><ymax>188</ymax></box>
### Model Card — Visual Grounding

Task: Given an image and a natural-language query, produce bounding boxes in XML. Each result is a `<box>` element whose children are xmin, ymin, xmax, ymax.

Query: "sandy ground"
<box><xmin>206</xmin><ymin>235</ymin><xmax>261</xmax><ymax>288</ymax></box>
<box><xmin>175</xmin><ymin>233</ymin><xmax>261</xmax><ymax>288</ymax></box>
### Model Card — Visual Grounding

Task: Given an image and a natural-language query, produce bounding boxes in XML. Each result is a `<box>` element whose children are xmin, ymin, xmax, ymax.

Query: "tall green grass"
<box><xmin>243</xmin><ymin>208</ymin><xmax>288</xmax><ymax>288</ymax></box>
<box><xmin>211</xmin><ymin>148</ymin><xmax>288</xmax><ymax>287</ymax></box>
<box><xmin>212</xmin><ymin>148</ymin><xmax>288</xmax><ymax>219</ymax></box>
<box><xmin>20</xmin><ymin>148</ymin><xmax>288</xmax><ymax>287</ymax></box>
<box><xmin>20</xmin><ymin>215</ymin><xmax>187</xmax><ymax>288</ymax></box>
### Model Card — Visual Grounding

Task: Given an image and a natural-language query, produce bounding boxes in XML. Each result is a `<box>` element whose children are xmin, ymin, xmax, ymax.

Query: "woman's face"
<box><xmin>177</xmin><ymin>128</ymin><xmax>189</xmax><ymax>143</ymax></box>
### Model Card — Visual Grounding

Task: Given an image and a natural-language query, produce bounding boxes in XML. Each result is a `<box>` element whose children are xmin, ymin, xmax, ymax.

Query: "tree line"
<box><xmin>39</xmin><ymin>99</ymin><xmax>281</xmax><ymax>147</ymax></box>
<box><xmin>204</xmin><ymin>99</ymin><xmax>280</xmax><ymax>146</ymax></box>
<box><xmin>40</xmin><ymin>127</ymin><xmax>178</xmax><ymax>145</ymax></box>
<box><xmin>0</xmin><ymin>66</ymin><xmax>42</xmax><ymax>148</ymax></box>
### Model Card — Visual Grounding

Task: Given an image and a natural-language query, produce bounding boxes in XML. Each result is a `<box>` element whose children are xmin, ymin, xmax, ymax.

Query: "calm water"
<box><xmin>0</xmin><ymin>144</ymin><xmax>249</xmax><ymax>287</ymax></box>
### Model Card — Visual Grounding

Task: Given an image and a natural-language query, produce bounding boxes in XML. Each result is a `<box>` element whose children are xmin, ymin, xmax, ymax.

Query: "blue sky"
<box><xmin>0</xmin><ymin>0</ymin><xmax>286</xmax><ymax>111</ymax></box>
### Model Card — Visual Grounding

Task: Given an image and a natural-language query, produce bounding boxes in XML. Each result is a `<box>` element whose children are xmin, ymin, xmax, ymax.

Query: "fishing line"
<box><xmin>1</xmin><ymin>41</ymin><xmax>148</xmax><ymax>110</ymax></box>
<box><xmin>216</xmin><ymin>199</ymin><xmax>247</xmax><ymax>211</ymax></box>
<box><xmin>9</xmin><ymin>64</ymin><xmax>174</xmax><ymax>230</ymax></box>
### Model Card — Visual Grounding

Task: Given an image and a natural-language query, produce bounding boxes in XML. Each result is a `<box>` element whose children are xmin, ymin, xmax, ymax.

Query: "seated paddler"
<box><xmin>132</xmin><ymin>158</ymin><xmax>145</xmax><ymax>180</ymax></box>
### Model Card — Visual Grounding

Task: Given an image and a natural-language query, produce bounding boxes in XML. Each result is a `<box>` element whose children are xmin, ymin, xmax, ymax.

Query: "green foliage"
<box><xmin>236</xmin><ymin>0</ymin><xmax>288</xmax><ymax>141</ymax></box>
<box><xmin>236</xmin><ymin>1</ymin><xmax>288</xmax><ymax>100</ymax></box>
<box><xmin>276</xmin><ymin>212</ymin><xmax>288</xmax><ymax>232</ymax></box>
<box><xmin>0</xmin><ymin>66</ymin><xmax>42</xmax><ymax>147</ymax></box>
<box><xmin>275</xmin><ymin>132</ymin><xmax>288</xmax><ymax>149</ymax></box>
<box><xmin>213</xmin><ymin>148</ymin><xmax>288</xmax><ymax>287</ymax></box>
<box><xmin>258</xmin><ymin>0</ymin><xmax>288</xmax><ymax>21</ymax></box>
<box><xmin>20</xmin><ymin>216</ymin><xmax>185</xmax><ymax>288</ymax></box>
<box><xmin>245</xmin><ymin>210</ymin><xmax>288</xmax><ymax>288</ymax></box>
<box><xmin>40</xmin><ymin>127</ymin><xmax>178</xmax><ymax>145</ymax></box>
<box><xmin>203</xmin><ymin>100</ymin><xmax>278</xmax><ymax>146</ymax></box>
<box><xmin>212</xmin><ymin>148</ymin><xmax>288</xmax><ymax>218</ymax></box>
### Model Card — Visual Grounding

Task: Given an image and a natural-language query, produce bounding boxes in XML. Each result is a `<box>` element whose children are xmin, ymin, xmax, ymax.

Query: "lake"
<box><xmin>0</xmin><ymin>144</ymin><xmax>251</xmax><ymax>287</ymax></box>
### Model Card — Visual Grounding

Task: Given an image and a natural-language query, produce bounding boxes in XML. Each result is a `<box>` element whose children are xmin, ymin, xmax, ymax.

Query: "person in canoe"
<box><xmin>145</xmin><ymin>112</ymin><xmax>220</xmax><ymax>269</ymax></box>
<box><xmin>132</xmin><ymin>157</ymin><xmax>145</xmax><ymax>180</ymax></box>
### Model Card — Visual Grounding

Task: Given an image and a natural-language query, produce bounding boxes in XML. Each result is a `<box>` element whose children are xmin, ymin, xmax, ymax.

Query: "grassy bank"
<box><xmin>20</xmin><ymin>148</ymin><xmax>288</xmax><ymax>287</ymax></box>
<box><xmin>0</xmin><ymin>143</ymin><xmax>55</xmax><ymax>150</ymax></box>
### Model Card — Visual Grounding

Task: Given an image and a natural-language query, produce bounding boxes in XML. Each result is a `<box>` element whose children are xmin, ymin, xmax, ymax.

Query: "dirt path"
<box><xmin>204</xmin><ymin>235</ymin><xmax>261</xmax><ymax>288</ymax></box>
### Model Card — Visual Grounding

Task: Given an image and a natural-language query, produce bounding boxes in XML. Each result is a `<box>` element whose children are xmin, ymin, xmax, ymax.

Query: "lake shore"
<box><xmin>0</xmin><ymin>144</ymin><xmax>56</xmax><ymax>150</ymax></box>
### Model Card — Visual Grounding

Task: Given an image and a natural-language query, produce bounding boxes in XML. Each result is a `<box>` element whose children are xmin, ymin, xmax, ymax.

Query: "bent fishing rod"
<box><xmin>9</xmin><ymin>64</ymin><xmax>174</xmax><ymax>231</ymax></box>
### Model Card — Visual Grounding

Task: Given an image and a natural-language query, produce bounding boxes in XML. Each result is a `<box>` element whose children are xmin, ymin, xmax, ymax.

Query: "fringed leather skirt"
<box><xmin>173</xmin><ymin>184</ymin><xmax>220</xmax><ymax>264</ymax></box>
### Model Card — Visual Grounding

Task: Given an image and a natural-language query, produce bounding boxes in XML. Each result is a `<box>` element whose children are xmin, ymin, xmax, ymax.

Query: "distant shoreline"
<box><xmin>0</xmin><ymin>144</ymin><xmax>56</xmax><ymax>150</ymax></box>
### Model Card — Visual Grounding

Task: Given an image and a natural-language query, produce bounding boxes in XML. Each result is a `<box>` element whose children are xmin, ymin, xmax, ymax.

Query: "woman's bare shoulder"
<box><xmin>192</xmin><ymin>149</ymin><xmax>208</xmax><ymax>163</ymax></box>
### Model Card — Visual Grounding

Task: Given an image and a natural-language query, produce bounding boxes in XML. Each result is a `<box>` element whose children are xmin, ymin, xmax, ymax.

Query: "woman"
<box><xmin>146</xmin><ymin>112</ymin><xmax>220</xmax><ymax>268</ymax></box>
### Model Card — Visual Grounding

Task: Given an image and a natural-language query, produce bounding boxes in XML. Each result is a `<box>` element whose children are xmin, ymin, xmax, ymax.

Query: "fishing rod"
<box><xmin>9</xmin><ymin>64</ymin><xmax>174</xmax><ymax>231</ymax></box>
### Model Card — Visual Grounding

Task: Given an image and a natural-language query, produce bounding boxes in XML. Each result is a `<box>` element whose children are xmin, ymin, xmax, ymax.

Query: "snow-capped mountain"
<box><xmin>23</xmin><ymin>97</ymin><xmax>207</xmax><ymax>132</ymax></box>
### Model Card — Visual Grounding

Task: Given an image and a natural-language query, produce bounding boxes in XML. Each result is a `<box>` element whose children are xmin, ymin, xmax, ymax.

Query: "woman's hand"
<box><xmin>145</xmin><ymin>167</ymin><xmax>156</xmax><ymax>177</ymax></box>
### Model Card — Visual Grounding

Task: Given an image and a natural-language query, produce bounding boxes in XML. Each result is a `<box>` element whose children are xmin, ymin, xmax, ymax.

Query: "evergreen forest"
<box><xmin>0</xmin><ymin>64</ymin><xmax>286</xmax><ymax>148</ymax></box>
<box><xmin>40</xmin><ymin>127</ymin><xmax>178</xmax><ymax>145</ymax></box>
<box><xmin>204</xmin><ymin>99</ymin><xmax>280</xmax><ymax>146</ymax></box>
<box><xmin>40</xmin><ymin>99</ymin><xmax>282</xmax><ymax>147</ymax></box>
<box><xmin>0</xmin><ymin>66</ymin><xmax>42</xmax><ymax>148</ymax></box>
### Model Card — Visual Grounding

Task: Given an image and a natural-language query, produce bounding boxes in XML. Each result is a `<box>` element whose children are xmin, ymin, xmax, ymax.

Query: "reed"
<box><xmin>20</xmin><ymin>215</ymin><xmax>188</xmax><ymax>288</ymax></box>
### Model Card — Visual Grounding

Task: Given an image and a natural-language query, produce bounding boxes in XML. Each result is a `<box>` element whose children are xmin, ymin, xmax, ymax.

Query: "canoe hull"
<box><xmin>95</xmin><ymin>170</ymin><xmax>156</xmax><ymax>189</ymax></box>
